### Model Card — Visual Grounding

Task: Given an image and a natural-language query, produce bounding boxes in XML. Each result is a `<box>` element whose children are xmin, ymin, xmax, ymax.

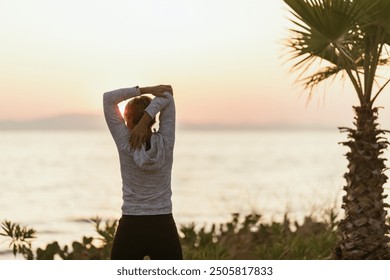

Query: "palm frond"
<box><xmin>379</xmin><ymin>57</ymin><xmax>390</xmax><ymax>66</ymax></box>
<box><xmin>359</xmin><ymin>0</ymin><xmax>390</xmax><ymax>41</ymax></box>
<box><xmin>301</xmin><ymin>65</ymin><xmax>343</xmax><ymax>89</ymax></box>
<box><xmin>284</xmin><ymin>0</ymin><xmax>367</xmax><ymax>69</ymax></box>
<box><xmin>379</xmin><ymin>0</ymin><xmax>390</xmax><ymax>46</ymax></box>
<box><xmin>284</xmin><ymin>0</ymin><xmax>390</xmax><ymax>106</ymax></box>
<box><xmin>299</xmin><ymin>65</ymin><xmax>345</xmax><ymax>104</ymax></box>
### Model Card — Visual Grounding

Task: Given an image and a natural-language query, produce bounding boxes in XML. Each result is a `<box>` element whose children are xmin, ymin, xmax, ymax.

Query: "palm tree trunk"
<box><xmin>335</xmin><ymin>105</ymin><xmax>390</xmax><ymax>259</ymax></box>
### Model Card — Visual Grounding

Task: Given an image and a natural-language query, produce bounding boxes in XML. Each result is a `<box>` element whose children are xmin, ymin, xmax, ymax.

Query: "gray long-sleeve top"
<box><xmin>103</xmin><ymin>87</ymin><xmax>175</xmax><ymax>215</ymax></box>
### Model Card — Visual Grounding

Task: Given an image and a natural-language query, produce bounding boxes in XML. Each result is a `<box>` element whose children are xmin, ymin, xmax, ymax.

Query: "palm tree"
<box><xmin>283</xmin><ymin>0</ymin><xmax>390</xmax><ymax>259</ymax></box>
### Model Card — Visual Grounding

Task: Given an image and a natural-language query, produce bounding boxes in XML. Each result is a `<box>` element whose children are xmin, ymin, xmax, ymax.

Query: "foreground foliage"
<box><xmin>1</xmin><ymin>217</ymin><xmax>117</xmax><ymax>260</ymax></box>
<box><xmin>181</xmin><ymin>211</ymin><xmax>339</xmax><ymax>260</ymax></box>
<box><xmin>1</xmin><ymin>211</ymin><xmax>344</xmax><ymax>260</ymax></box>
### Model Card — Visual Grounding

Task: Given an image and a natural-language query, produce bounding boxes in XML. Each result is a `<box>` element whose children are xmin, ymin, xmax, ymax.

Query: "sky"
<box><xmin>1</xmin><ymin>0</ymin><xmax>390</xmax><ymax>128</ymax></box>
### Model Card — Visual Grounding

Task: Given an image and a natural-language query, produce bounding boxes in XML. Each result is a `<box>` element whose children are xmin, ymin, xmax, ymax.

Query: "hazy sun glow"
<box><xmin>1</xmin><ymin>0</ymin><xmax>390</xmax><ymax>127</ymax></box>
<box><xmin>118</xmin><ymin>102</ymin><xmax>127</xmax><ymax>119</ymax></box>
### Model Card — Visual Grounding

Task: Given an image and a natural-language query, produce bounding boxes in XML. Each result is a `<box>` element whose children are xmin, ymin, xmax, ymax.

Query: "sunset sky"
<box><xmin>1</xmin><ymin>0</ymin><xmax>390</xmax><ymax>128</ymax></box>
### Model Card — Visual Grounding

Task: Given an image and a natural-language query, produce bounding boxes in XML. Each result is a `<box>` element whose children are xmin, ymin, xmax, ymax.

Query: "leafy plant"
<box><xmin>1</xmin><ymin>209</ymin><xmax>368</xmax><ymax>260</ymax></box>
<box><xmin>0</xmin><ymin>220</ymin><xmax>36</xmax><ymax>260</ymax></box>
<box><xmin>180</xmin><ymin>211</ymin><xmax>340</xmax><ymax>260</ymax></box>
<box><xmin>0</xmin><ymin>217</ymin><xmax>116</xmax><ymax>260</ymax></box>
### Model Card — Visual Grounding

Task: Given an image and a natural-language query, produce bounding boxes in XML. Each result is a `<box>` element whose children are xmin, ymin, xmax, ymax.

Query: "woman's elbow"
<box><xmin>103</xmin><ymin>91</ymin><xmax>112</xmax><ymax>102</ymax></box>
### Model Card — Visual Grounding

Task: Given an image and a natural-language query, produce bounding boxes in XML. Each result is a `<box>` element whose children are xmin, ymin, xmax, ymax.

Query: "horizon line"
<box><xmin>0</xmin><ymin>113</ymin><xmax>339</xmax><ymax>131</ymax></box>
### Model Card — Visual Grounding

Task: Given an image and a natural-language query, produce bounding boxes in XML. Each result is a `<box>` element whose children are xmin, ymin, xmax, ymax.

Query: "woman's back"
<box><xmin>103</xmin><ymin>88</ymin><xmax>176</xmax><ymax>216</ymax></box>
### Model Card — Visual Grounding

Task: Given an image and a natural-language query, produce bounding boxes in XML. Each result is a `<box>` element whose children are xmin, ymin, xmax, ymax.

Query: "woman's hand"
<box><xmin>129</xmin><ymin>112</ymin><xmax>153</xmax><ymax>150</ymax></box>
<box><xmin>130</xmin><ymin>122</ymin><xmax>149</xmax><ymax>150</ymax></box>
<box><xmin>140</xmin><ymin>85</ymin><xmax>173</xmax><ymax>97</ymax></box>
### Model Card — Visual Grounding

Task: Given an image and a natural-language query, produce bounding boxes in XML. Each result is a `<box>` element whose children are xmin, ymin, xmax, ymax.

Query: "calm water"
<box><xmin>1</xmin><ymin>129</ymin><xmax>389</xmax><ymax>258</ymax></box>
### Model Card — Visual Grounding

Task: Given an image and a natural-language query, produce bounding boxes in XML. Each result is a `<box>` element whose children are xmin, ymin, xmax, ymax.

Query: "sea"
<box><xmin>1</xmin><ymin>129</ymin><xmax>389</xmax><ymax>259</ymax></box>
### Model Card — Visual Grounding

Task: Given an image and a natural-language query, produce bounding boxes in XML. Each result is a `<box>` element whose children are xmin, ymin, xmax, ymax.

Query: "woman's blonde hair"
<box><xmin>124</xmin><ymin>96</ymin><xmax>156</xmax><ymax>127</ymax></box>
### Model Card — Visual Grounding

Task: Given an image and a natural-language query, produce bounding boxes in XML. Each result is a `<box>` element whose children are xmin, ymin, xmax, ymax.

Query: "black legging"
<box><xmin>110</xmin><ymin>214</ymin><xmax>183</xmax><ymax>260</ymax></box>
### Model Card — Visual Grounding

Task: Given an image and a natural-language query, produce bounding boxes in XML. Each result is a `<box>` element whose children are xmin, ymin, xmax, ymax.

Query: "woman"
<box><xmin>103</xmin><ymin>84</ymin><xmax>182</xmax><ymax>260</ymax></box>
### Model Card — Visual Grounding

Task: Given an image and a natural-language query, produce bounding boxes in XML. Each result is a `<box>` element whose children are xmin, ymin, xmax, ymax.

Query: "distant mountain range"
<box><xmin>0</xmin><ymin>114</ymin><xmax>335</xmax><ymax>131</ymax></box>
<box><xmin>0</xmin><ymin>114</ymin><xmax>107</xmax><ymax>130</ymax></box>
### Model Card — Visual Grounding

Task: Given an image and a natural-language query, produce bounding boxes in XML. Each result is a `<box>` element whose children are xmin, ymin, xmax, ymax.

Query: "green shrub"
<box><xmin>0</xmin><ymin>220</ymin><xmax>36</xmax><ymax>260</ymax></box>
<box><xmin>180</xmin><ymin>211</ymin><xmax>339</xmax><ymax>259</ymax></box>
<box><xmin>0</xmin><ymin>217</ymin><xmax>117</xmax><ymax>260</ymax></box>
<box><xmin>1</xmin><ymin>211</ymin><xmax>340</xmax><ymax>260</ymax></box>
